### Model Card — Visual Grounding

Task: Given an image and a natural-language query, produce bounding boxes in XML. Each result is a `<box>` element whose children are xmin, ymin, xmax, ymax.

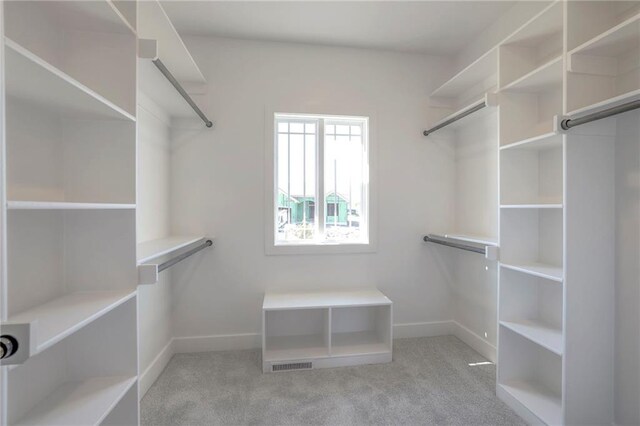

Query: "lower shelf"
<box><xmin>332</xmin><ymin>331</ymin><xmax>390</xmax><ymax>356</ymax></box>
<box><xmin>500</xmin><ymin>262</ymin><xmax>563</xmax><ymax>282</ymax></box>
<box><xmin>9</xmin><ymin>290</ymin><xmax>137</xmax><ymax>354</ymax></box>
<box><xmin>500</xmin><ymin>321</ymin><xmax>563</xmax><ymax>356</ymax></box>
<box><xmin>264</xmin><ymin>334</ymin><xmax>328</xmax><ymax>362</ymax></box>
<box><xmin>16</xmin><ymin>375</ymin><xmax>137</xmax><ymax>426</ymax></box>
<box><xmin>499</xmin><ymin>380</ymin><xmax>562</xmax><ymax>426</ymax></box>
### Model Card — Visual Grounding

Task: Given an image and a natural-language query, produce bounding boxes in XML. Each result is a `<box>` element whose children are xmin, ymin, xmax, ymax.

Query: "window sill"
<box><xmin>266</xmin><ymin>242</ymin><xmax>376</xmax><ymax>256</ymax></box>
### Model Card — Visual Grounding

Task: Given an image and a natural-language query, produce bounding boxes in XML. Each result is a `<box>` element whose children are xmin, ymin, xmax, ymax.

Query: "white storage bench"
<box><xmin>262</xmin><ymin>289</ymin><xmax>393</xmax><ymax>373</ymax></box>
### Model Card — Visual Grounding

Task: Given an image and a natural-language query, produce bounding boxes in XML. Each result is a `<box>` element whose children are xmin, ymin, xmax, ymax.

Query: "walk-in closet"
<box><xmin>0</xmin><ymin>1</ymin><xmax>638</xmax><ymax>425</ymax></box>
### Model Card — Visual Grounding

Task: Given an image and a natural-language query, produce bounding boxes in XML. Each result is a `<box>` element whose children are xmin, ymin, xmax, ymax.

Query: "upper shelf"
<box><xmin>137</xmin><ymin>236</ymin><xmax>208</xmax><ymax>264</ymax></box>
<box><xmin>4</xmin><ymin>38</ymin><xmax>135</xmax><ymax>122</ymax></box>
<box><xmin>138</xmin><ymin>0</ymin><xmax>206</xmax><ymax>85</ymax></box>
<box><xmin>500</xmin><ymin>56</ymin><xmax>563</xmax><ymax>94</ymax></box>
<box><xmin>431</xmin><ymin>48</ymin><xmax>498</xmax><ymax>100</ymax></box>
<box><xmin>569</xmin><ymin>12</ymin><xmax>640</xmax><ymax>59</ymax></box>
<box><xmin>7</xmin><ymin>201</ymin><xmax>136</xmax><ymax>210</ymax></box>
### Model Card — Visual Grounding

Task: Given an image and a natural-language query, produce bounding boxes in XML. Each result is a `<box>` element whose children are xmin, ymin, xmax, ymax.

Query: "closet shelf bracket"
<box><xmin>423</xmin><ymin>234</ymin><xmax>499</xmax><ymax>260</ymax></box>
<box><xmin>559</xmin><ymin>98</ymin><xmax>640</xmax><ymax>130</ymax></box>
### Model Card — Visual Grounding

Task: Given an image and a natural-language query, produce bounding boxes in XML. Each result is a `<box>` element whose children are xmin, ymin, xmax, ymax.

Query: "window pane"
<box><xmin>275</xmin><ymin>119</ymin><xmax>317</xmax><ymax>243</ymax></box>
<box><xmin>277</xmin><ymin>122</ymin><xmax>288</xmax><ymax>133</ymax></box>
<box><xmin>351</xmin><ymin>125</ymin><xmax>362</xmax><ymax>135</ymax></box>
<box><xmin>305</xmin><ymin>123</ymin><xmax>316</xmax><ymax>134</ymax></box>
<box><xmin>324</xmin><ymin>120</ymin><xmax>366</xmax><ymax>243</ymax></box>
<box><xmin>290</xmin><ymin>122</ymin><xmax>304</xmax><ymax>133</ymax></box>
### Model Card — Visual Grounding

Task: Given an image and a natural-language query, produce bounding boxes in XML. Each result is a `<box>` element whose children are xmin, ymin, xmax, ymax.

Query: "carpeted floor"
<box><xmin>141</xmin><ymin>336</ymin><xmax>525</xmax><ymax>425</ymax></box>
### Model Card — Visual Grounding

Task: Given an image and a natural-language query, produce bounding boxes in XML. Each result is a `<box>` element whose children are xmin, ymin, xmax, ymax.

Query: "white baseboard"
<box><xmin>139</xmin><ymin>339</ymin><xmax>175</xmax><ymax>399</ymax></box>
<box><xmin>393</xmin><ymin>320</ymin><xmax>456</xmax><ymax>338</ymax></box>
<box><xmin>173</xmin><ymin>332</ymin><xmax>262</xmax><ymax>353</ymax></box>
<box><xmin>451</xmin><ymin>321</ymin><xmax>496</xmax><ymax>362</ymax></box>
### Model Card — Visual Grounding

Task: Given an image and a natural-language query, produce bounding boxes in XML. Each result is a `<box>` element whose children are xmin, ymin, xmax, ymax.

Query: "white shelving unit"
<box><xmin>262</xmin><ymin>290</ymin><xmax>392</xmax><ymax>373</ymax></box>
<box><xmin>1</xmin><ymin>1</ymin><xmax>140</xmax><ymax>425</ymax></box>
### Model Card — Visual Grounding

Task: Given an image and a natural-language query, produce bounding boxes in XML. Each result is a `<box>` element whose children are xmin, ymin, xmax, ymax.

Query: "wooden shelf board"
<box><xmin>263</xmin><ymin>289</ymin><xmax>391</xmax><ymax>311</ymax></box>
<box><xmin>7</xmin><ymin>201</ymin><xmax>135</xmax><ymax>210</ymax></box>
<box><xmin>431</xmin><ymin>48</ymin><xmax>498</xmax><ymax>99</ymax></box>
<box><xmin>500</xmin><ymin>262</ymin><xmax>563</xmax><ymax>282</ymax></box>
<box><xmin>500</xmin><ymin>132</ymin><xmax>562</xmax><ymax>151</ymax></box>
<box><xmin>502</xmin><ymin>1</ymin><xmax>563</xmax><ymax>48</ymax></box>
<box><xmin>442</xmin><ymin>233</ymin><xmax>498</xmax><ymax>247</ymax></box>
<box><xmin>566</xmin><ymin>88</ymin><xmax>640</xmax><ymax>118</ymax></box>
<box><xmin>264</xmin><ymin>334</ymin><xmax>328</xmax><ymax>362</ymax></box>
<box><xmin>4</xmin><ymin>38</ymin><xmax>135</xmax><ymax>122</ymax></box>
<box><xmin>9</xmin><ymin>290</ymin><xmax>136</xmax><ymax>353</ymax></box>
<box><xmin>500</xmin><ymin>320</ymin><xmax>563</xmax><ymax>355</ymax></box>
<box><xmin>16</xmin><ymin>375</ymin><xmax>137</xmax><ymax>426</ymax></box>
<box><xmin>569</xmin><ymin>12</ymin><xmax>640</xmax><ymax>58</ymax></box>
<box><xmin>137</xmin><ymin>236</ymin><xmax>207</xmax><ymax>264</ymax></box>
<box><xmin>501</xmin><ymin>56</ymin><xmax>563</xmax><ymax>93</ymax></box>
<box><xmin>331</xmin><ymin>331</ymin><xmax>390</xmax><ymax>357</ymax></box>
<box><xmin>499</xmin><ymin>380</ymin><xmax>562</xmax><ymax>426</ymax></box>
<box><xmin>138</xmin><ymin>0</ymin><xmax>206</xmax><ymax>84</ymax></box>
<box><xmin>501</xmin><ymin>204</ymin><xmax>563</xmax><ymax>209</ymax></box>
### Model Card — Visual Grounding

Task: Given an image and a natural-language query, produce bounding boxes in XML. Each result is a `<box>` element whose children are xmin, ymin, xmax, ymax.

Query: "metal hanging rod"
<box><xmin>561</xmin><ymin>99</ymin><xmax>640</xmax><ymax>130</ymax></box>
<box><xmin>158</xmin><ymin>239</ymin><xmax>213</xmax><ymax>272</ymax></box>
<box><xmin>423</xmin><ymin>95</ymin><xmax>493</xmax><ymax>137</ymax></box>
<box><xmin>153</xmin><ymin>58</ymin><xmax>213</xmax><ymax>128</ymax></box>
<box><xmin>423</xmin><ymin>234</ymin><xmax>485</xmax><ymax>254</ymax></box>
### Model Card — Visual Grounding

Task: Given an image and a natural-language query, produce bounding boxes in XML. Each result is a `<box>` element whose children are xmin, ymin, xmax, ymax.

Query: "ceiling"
<box><xmin>161</xmin><ymin>1</ymin><xmax>516</xmax><ymax>56</ymax></box>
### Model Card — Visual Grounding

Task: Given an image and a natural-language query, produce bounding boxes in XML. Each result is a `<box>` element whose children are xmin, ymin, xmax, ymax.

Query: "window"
<box><xmin>274</xmin><ymin>113</ymin><xmax>369</xmax><ymax>246</ymax></box>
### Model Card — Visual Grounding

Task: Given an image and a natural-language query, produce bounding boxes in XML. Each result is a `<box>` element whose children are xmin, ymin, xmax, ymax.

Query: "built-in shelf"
<box><xmin>263</xmin><ymin>334</ymin><xmax>328</xmax><ymax>362</ymax></box>
<box><xmin>15</xmin><ymin>375</ymin><xmax>137</xmax><ymax>426</ymax></box>
<box><xmin>501</xmin><ymin>204</ymin><xmax>563</xmax><ymax>209</ymax></box>
<box><xmin>263</xmin><ymin>290</ymin><xmax>392</xmax><ymax>311</ymax></box>
<box><xmin>499</xmin><ymin>381</ymin><xmax>562</xmax><ymax>426</ymax></box>
<box><xmin>9</xmin><ymin>290</ymin><xmax>136</xmax><ymax>354</ymax></box>
<box><xmin>500</xmin><ymin>321</ymin><xmax>563</xmax><ymax>355</ymax></box>
<box><xmin>7</xmin><ymin>201</ymin><xmax>136</xmax><ymax>210</ymax></box>
<box><xmin>500</xmin><ymin>132</ymin><xmax>562</xmax><ymax>151</ymax></box>
<box><xmin>441</xmin><ymin>233</ymin><xmax>498</xmax><ymax>247</ymax></box>
<box><xmin>568</xmin><ymin>12</ymin><xmax>640</xmax><ymax>60</ymax></box>
<box><xmin>138</xmin><ymin>0</ymin><xmax>206</xmax><ymax>85</ymax></box>
<box><xmin>500</xmin><ymin>262</ymin><xmax>563</xmax><ymax>282</ymax></box>
<box><xmin>501</xmin><ymin>56</ymin><xmax>563</xmax><ymax>93</ymax></box>
<box><xmin>566</xmin><ymin>88</ymin><xmax>640</xmax><ymax>118</ymax></box>
<box><xmin>331</xmin><ymin>331</ymin><xmax>390</xmax><ymax>357</ymax></box>
<box><xmin>431</xmin><ymin>48</ymin><xmax>498</xmax><ymax>99</ymax></box>
<box><xmin>137</xmin><ymin>236</ymin><xmax>207</xmax><ymax>264</ymax></box>
<box><xmin>4</xmin><ymin>38</ymin><xmax>135</xmax><ymax>122</ymax></box>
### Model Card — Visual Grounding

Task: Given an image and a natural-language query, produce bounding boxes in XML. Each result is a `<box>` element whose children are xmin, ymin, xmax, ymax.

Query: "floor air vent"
<box><xmin>272</xmin><ymin>362</ymin><xmax>312</xmax><ymax>372</ymax></box>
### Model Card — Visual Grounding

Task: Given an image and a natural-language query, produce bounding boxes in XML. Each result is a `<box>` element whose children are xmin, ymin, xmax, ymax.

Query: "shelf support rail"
<box><xmin>153</xmin><ymin>58</ymin><xmax>213</xmax><ymax>128</ymax></box>
<box><xmin>423</xmin><ymin>100</ymin><xmax>486</xmax><ymax>136</ymax></box>
<box><xmin>560</xmin><ymin>99</ymin><xmax>640</xmax><ymax>130</ymax></box>
<box><xmin>158</xmin><ymin>239</ymin><xmax>213</xmax><ymax>272</ymax></box>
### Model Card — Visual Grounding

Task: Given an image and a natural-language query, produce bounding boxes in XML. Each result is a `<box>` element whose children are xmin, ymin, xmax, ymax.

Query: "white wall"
<box><xmin>168</xmin><ymin>36</ymin><xmax>456</xmax><ymax>347</ymax></box>
<box><xmin>615</xmin><ymin>111</ymin><xmax>640</xmax><ymax>426</ymax></box>
<box><xmin>136</xmin><ymin>97</ymin><xmax>173</xmax><ymax>395</ymax></box>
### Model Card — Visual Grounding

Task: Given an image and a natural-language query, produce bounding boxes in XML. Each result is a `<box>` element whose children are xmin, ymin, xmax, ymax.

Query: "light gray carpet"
<box><xmin>141</xmin><ymin>336</ymin><xmax>525</xmax><ymax>425</ymax></box>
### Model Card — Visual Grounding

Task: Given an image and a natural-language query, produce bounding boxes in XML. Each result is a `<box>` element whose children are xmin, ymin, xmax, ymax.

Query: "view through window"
<box><xmin>275</xmin><ymin>114</ymin><xmax>369</xmax><ymax>245</ymax></box>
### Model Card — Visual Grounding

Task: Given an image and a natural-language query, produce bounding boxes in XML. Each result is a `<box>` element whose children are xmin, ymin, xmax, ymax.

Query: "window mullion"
<box><xmin>317</xmin><ymin>119</ymin><xmax>325</xmax><ymax>240</ymax></box>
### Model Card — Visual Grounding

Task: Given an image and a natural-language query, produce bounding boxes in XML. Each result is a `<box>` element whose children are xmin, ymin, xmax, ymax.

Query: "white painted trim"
<box><xmin>173</xmin><ymin>332</ymin><xmax>263</xmax><ymax>353</ymax></box>
<box><xmin>451</xmin><ymin>321</ymin><xmax>497</xmax><ymax>362</ymax></box>
<box><xmin>393</xmin><ymin>320</ymin><xmax>456</xmax><ymax>338</ymax></box>
<box><xmin>139</xmin><ymin>339</ymin><xmax>175</xmax><ymax>399</ymax></box>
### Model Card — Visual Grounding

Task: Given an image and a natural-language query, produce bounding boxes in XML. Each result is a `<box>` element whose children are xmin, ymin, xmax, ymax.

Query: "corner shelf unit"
<box><xmin>1</xmin><ymin>1</ymin><xmax>140</xmax><ymax>425</ymax></box>
<box><xmin>262</xmin><ymin>290</ymin><xmax>392</xmax><ymax>373</ymax></box>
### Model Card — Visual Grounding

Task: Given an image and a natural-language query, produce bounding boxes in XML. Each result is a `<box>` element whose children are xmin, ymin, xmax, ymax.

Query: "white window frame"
<box><xmin>265</xmin><ymin>108</ymin><xmax>377</xmax><ymax>255</ymax></box>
